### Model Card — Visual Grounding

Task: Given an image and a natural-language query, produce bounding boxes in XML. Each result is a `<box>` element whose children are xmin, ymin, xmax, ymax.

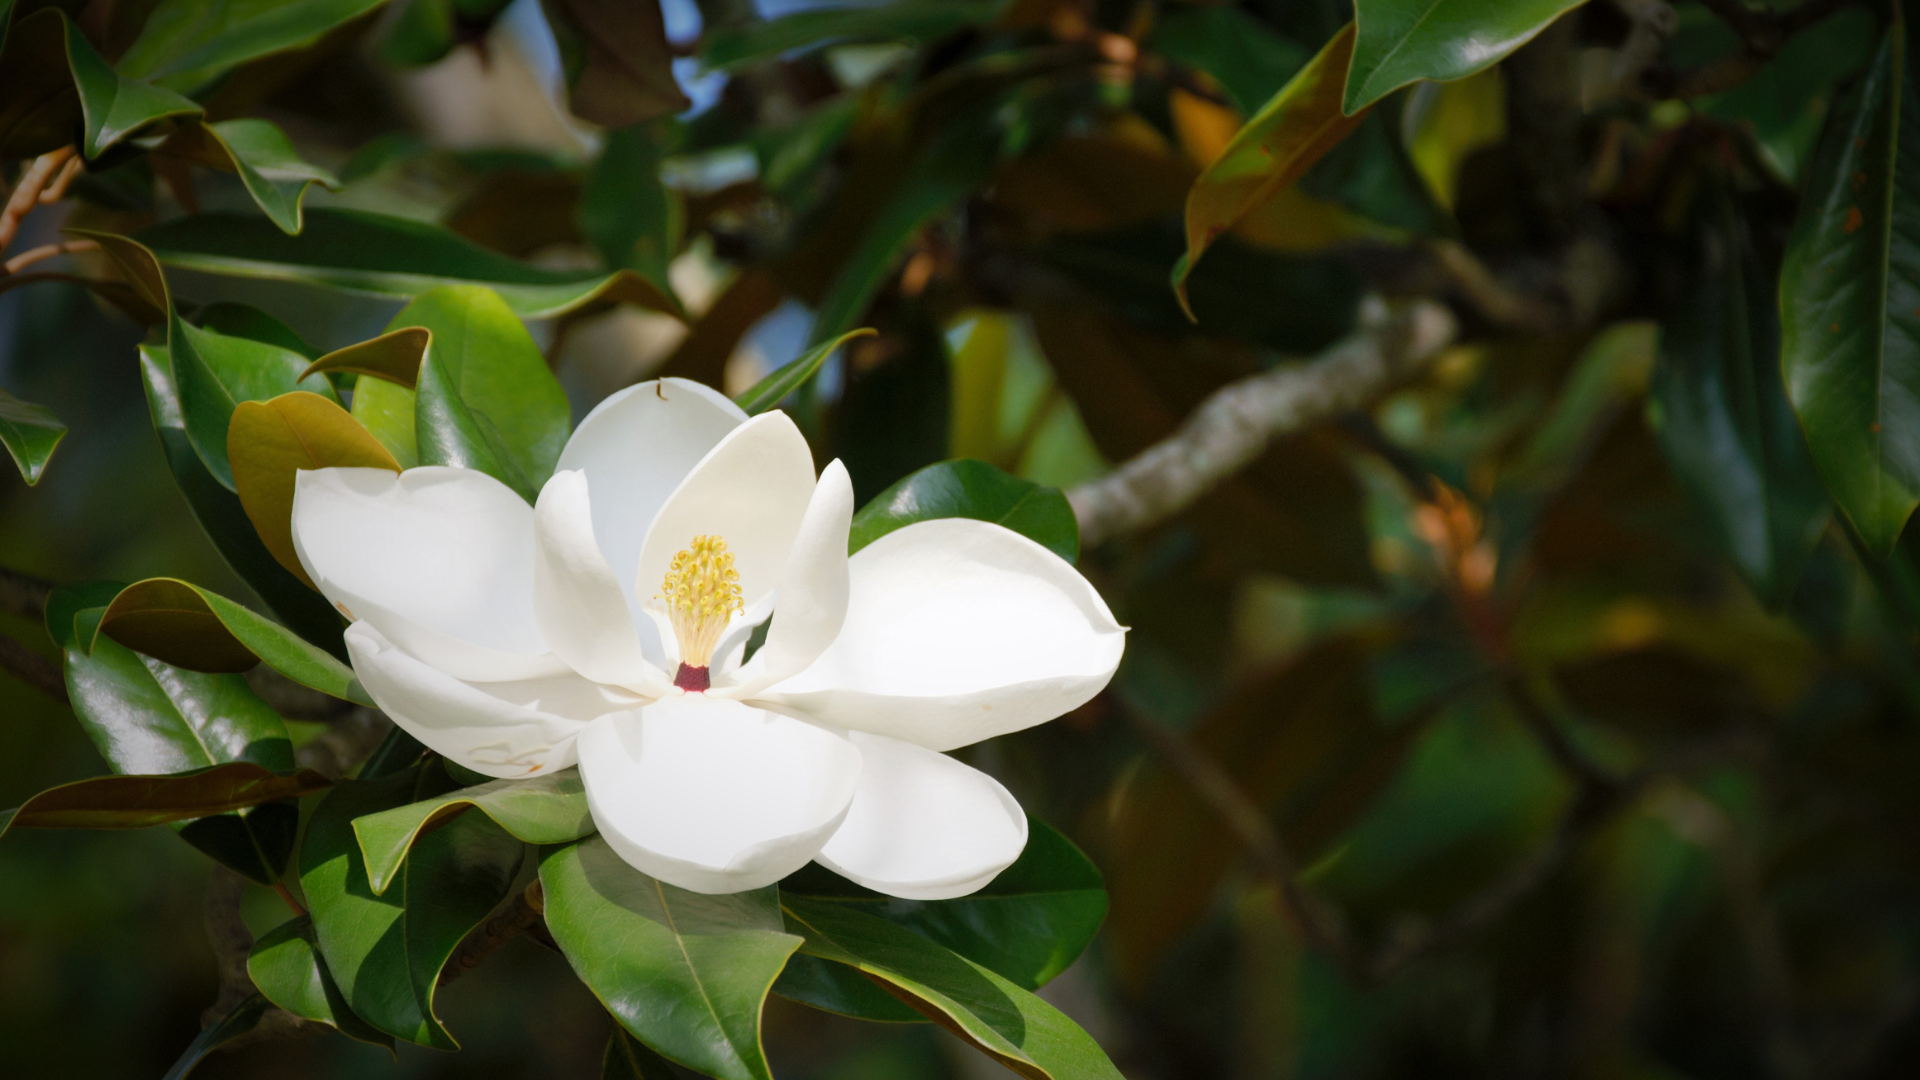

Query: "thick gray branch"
<box><xmin>1067</xmin><ymin>298</ymin><xmax>1458</xmax><ymax>548</ymax></box>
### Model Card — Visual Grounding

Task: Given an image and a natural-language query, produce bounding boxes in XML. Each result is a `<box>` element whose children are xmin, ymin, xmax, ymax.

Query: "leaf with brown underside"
<box><xmin>229</xmin><ymin>392</ymin><xmax>401</xmax><ymax>589</ymax></box>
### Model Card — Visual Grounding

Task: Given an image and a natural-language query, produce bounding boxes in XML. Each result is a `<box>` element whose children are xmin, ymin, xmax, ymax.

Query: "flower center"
<box><xmin>658</xmin><ymin>534</ymin><xmax>743</xmax><ymax>690</ymax></box>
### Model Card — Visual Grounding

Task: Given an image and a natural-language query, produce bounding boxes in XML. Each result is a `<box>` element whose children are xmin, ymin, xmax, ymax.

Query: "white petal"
<box><xmin>555</xmin><ymin>378</ymin><xmax>746</xmax><ymax>635</ymax></box>
<box><xmin>533</xmin><ymin>470</ymin><xmax>670</xmax><ymax>690</ymax></box>
<box><xmin>719</xmin><ymin>460</ymin><xmax>852</xmax><ymax>695</ymax></box>
<box><xmin>760</xmin><ymin>519</ymin><xmax>1125</xmax><ymax>751</ymax></box>
<box><xmin>636</xmin><ymin>412</ymin><xmax>817</xmax><ymax>615</ymax></box>
<box><xmin>577</xmin><ymin>696</ymin><xmax>861</xmax><ymax>894</ymax></box>
<box><xmin>345</xmin><ymin>623</ymin><xmax>642</xmax><ymax>779</ymax></box>
<box><xmin>293</xmin><ymin>467</ymin><xmax>568</xmax><ymax>682</ymax></box>
<box><xmin>817</xmin><ymin>732</ymin><xmax>1027</xmax><ymax>901</ymax></box>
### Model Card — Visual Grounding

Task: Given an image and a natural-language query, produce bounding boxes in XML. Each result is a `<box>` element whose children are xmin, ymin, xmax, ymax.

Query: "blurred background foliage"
<box><xmin>4</xmin><ymin>0</ymin><xmax>1919</xmax><ymax>1077</ymax></box>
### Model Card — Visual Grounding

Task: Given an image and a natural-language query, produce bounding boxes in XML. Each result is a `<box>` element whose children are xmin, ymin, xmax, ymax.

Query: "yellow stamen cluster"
<box><xmin>658</xmin><ymin>535</ymin><xmax>743</xmax><ymax>669</ymax></box>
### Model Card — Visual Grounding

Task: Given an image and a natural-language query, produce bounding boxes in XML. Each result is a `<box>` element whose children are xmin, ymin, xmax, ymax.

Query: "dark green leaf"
<box><xmin>701</xmin><ymin>0</ymin><xmax>1000</xmax><ymax>72</ymax></box>
<box><xmin>400</xmin><ymin>285</ymin><xmax>571</xmax><ymax>500</ymax></box>
<box><xmin>850</xmin><ymin>459</ymin><xmax>1080</xmax><ymax>563</ymax></box>
<box><xmin>781</xmin><ymin>898</ymin><xmax>1124</xmax><ymax>1080</ymax></box>
<box><xmin>300</xmin><ymin>766</ymin><xmax>524</xmax><ymax>1047</ymax></box>
<box><xmin>1781</xmin><ymin>11</ymin><xmax>1920</xmax><ymax>551</ymax></box>
<box><xmin>0</xmin><ymin>385</ymin><xmax>66</xmax><ymax>484</ymax></box>
<box><xmin>1342</xmin><ymin>0</ymin><xmax>1586</xmax><ymax>115</ymax></box>
<box><xmin>354</xmin><ymin>769</ymin><xmax>593</xmax><ymax>895</ymax></box>
<box><xmin>382</xmin><ymin>0</ymin><xmax>516</xmax><ymax>66</ymax></box>
<box><xmin>539</xmin><ymin>837</ymin><xmax>802</xmax><ymax>1080</ymax></box>
<box><xmin>734</xmin><ymin>328</ymin><xmax>874</xmax><ymax>416</ymax></box>
<box><xmin>580</xmin><ymin>124</ymin><xmax>677</xmax><ymax>288</ymax></box>
<box><xmin>138</xmin><ymin>209</ymin><xmax>683</xmax><ymax>319</ymax></box>
<box><xmin>1651</xmin><ymin>179</ymin><xmax>1830</xmax><ymax>607</ymax></box>
<box><xmin>0</xmin><ymin>8</ymin><xmax>202</xmax><ymax>160</ymax></box>
<box><xmin>603</xmin><ymin>1025</ymin><xmax>690</xmax><ymax>1080</ymax></box>
<box><xmin>196</xmin><ymin>302</ymin><xmax>319</xmax><ymax>359</ymax></box>
<box><xmin>771</xmin><ymin>952</ymin><xmax>926</xmax><ymax>1022</ymax></box>
<box><xmin>155</xmin><ymin>119</ymin><xmax>342</xmax><ymax>234</ymax></box>
<box><xmin>1147</xmin><ymin>4</ymin><xmax>1309</xmax><ymax>113</ymax></box>
<box><xmin>160</xmin><ymin>993</ymin><xmax>270</xmax><ymax>1080</ymax></box>
<box><xmin>1300</xmin><ymin>101</ymin><xmax>1451</xmax><ymax>236</ymax></box>
<box><xmin>117</xmin><ymin>0</ymin><xmax>395</xmax><ymax>93</ymax></box>
<box><xmin>45</xmin><ymin>581</ymin><xmax>127</xmax><ymax>651</ymax></box>
<box><xmin>0</xmin><ymin>762</ymin><xmax>331</xmax><ymax>838</ymax></box>
<box><xmin>248</xmin><ymin>915</ymin><xmax>395</xmax><ymax>1048</ymax></box>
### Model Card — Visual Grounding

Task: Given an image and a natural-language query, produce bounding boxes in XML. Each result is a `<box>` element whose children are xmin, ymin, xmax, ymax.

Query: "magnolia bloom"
<box><xmin>289</xmin><ymin>378</ymin><xmax>1125</xmax><ymax>899</ymax></box>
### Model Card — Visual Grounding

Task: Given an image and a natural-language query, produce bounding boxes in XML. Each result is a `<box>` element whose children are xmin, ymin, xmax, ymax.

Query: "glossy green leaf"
<box><xmin>603</xmin><ymin>1025</ymin><xmax>688</xmax><ymax>1079</ymax></box>
<box><xmin>160</xmin><ymin>993</ymin><xmax>269</xmax><ymax>1080</ymax></box>
<box><xmin>138</xmin><ymin>209</ymin><xmax>683</xmax><ymax>319</ymax></box>
<box><xmin>46</xmin><ymin>581</ymin><xmax>128</xmax><ymax>651</ymax></box>
<box><xmin>173</xmin><ymin>316</ymin><xmax>340</xmax><ymax>492</ymax></box>
<box><xmin>539</xmin><ymin>837</ymin><xmax>802</xmax><ymax>1080</ymax></box>
<box><xmin>849</xmin><ymin>459</ymin><xmax>1079</xmax><ymax>563</ymax></box>
<box><xmin>155</xmin><ymin>119</ymin><xmax>342</xmax><ymax>234</ymax></box>
<box><xmin>1651</xmin><ymin>181</ymin><xmax>1830</xmax><ymax>607</ymax></box>
<box><xmin>300</xmin><ymin>766</ymin><xmax>524</xmax><ymax>1047</ymax></box>
<box><xmin>117</xmin><ymin>0</ymin><xmax>395</xmax><ymax>93</ymax></box>
<box><xmin>1782</xmin><ymin>12</ymin><xmax>1920</xmax><ymax>552</ymax></box>
<box><xmin>0</xmin><ymin>8</ymin><xmax>202</xmax><ymax>160</ymax></box>
<box><xmin>354</xmin><ymin>769</ymin><xmax>593</xmax><ymax>895</ymax></box>
<box><xmin>98</xmin><ymin>578</ymin><xmax>371</xmax><ymax>704</ymax></box>
<box><xmin>63</xmin><ymin>626</ymin><xmax>301</xmax><ymax>882</ymax></box>
<box><xmin>352</xmin><ymin>374</ymin><xmax>420</xmax><ymax>468</ymax></box>
<box><xmin>0</xmin><ymin>762</ymin><xmax>330</xmax><ymax>839</ymax></box>
<box><xmin>401</xmin><ymin>285</ymin><xmax>571</xmax><ymax>500</ymax></box>
<box><xmin>701</xmin><ymin>0</ymin><xmax>1000</xmax><ymax>71</ymax></box>
<box><xmin>1174</xmin><ymin>22</ymin><xmax>1367</xmax><ymax>316</ymax></box>
<box><xmin>781</xmin><ymin>898</ymin><xmax>1124</xmax><ymax>1080</ymax></box>
<box><xmin>771</xmin><ymin>952</ymin><xmax>926</xmax><ymax>1022</ymax></box>
<box><xmin>1342</xmin><ymin>0</ymin><xmax>1586</xmax><ymax>115</ymax></box>
<box><xmin>580</xmin><ymin>124</ymin><xmax>677</xmax><ymax>290</ymax></box>
<box><xmin>302</xmin><ymin>327</ymin><xmax>431</xmax><ymax>387</ymax></box>
<box><xmin>734</xmin><ymin>329</ymin><xmax>875</xmax><ymax>416</ymax></box>
<box><xmin>139</xmin><ymin>343</ymin><xmax>350</xmax><ymax>659</ymax></box>
<box><xmin>0</xmin><ymin>385</ymin><xmax>66</xmax><ymax>485</ymax></box>
<box><xmin>541</xmin><ymin>0</ymin><xmax>689</xmax><ymax>127</ymax></box>
<box><xmin>197</xmin><ymin>302</ymin><xmax>319</xmax><ymax>358</ymax></box>
<box><xmin>248</xmin><ymin>915</ymin><xmax>395</xmax><ymax>1048</ymax></box>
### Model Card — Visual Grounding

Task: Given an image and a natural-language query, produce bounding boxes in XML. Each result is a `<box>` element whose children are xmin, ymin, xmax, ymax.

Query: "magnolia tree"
<box><xmin>3</xmin><ymin>0</ymin><xmax>1918</xmax><ymax>1077</ymax></box>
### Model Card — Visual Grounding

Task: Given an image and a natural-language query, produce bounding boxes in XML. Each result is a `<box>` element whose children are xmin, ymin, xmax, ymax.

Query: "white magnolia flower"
<box><xmin>290</xmin><ymin>378</ymin><xmax>1125</xmax><ymax>899</ymax></box>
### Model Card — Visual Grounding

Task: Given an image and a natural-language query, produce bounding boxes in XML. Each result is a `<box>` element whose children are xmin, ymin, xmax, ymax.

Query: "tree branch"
<box><xmin>440</xmin><ymin>880</ymin><xmax>553</xmax><ymax>986</ymax></box>
<box><xmin>0</xmin><ymin>630</ymin><xmax>65</xmax><ymax>701</ymax></box>
<box><xmin>0</xmin><ymin>563</ymin><xmax>54</xmax><ymax>620</ymax></box>
<box><xmin>1067</xmin><ymin>298</ymin><xmax>1457</xmax><ymax>548</ymax></box>
<box><xmin>0</xmin><ymin>148</ymin><xmax>73</xmax><ymax>254</ymax></box>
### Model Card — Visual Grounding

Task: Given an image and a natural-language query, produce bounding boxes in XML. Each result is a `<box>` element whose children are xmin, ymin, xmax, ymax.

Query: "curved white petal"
<box><xmin>555</xmin><ymin>378</ymin><xmax>746</xmax><ymax>636</ymax></box>
<box><xmin>760</xmin><ymin>519</ymin><xmax>1126</xmax><ymax>751</ymax></box>
<box><xmin>293</xmin><ymin>467</ymin><xmax>568</xmax><ymax>682</ymax></box>
<box><xmin>719</xmin><ymin>460</ymin><xmax>853</xmax><ymax>695</ymax></box>
<box><xmin>345</xmin><ymin>623</ymin><xmax>641</xmax><ymax>779</ymax></box>
<box><xmin>636</xmin><ymin>412</ymin><xmax>817</xmax><ymax>617</ymax></box>
<box><xmin>817</xmin><ymin>732</ymin><xmax>1027</xmax><ymax>900</ymax></box>
<box><xmin>534</xmin><ymin>471</ymin><xmax>670</xmax><ymax>691</ymax></box>
<box><xmin>577</xmin><ymin>696</ymin><xmax>861</xmax><ymax>894</ymax></box>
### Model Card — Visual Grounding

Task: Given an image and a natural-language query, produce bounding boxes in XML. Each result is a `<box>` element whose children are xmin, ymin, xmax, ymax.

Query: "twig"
<box><xmin>0</xmin><ymin>148</ymin><xmax>74</xmax><ymax>254</ymax></box>
<box><xmin>1428</xmin><ymin>241</ymin><xmax>1565</xmax><ymax>334</ymax></box>
<box><xmin>0</xmin><ymin>563</ymin><xmax>55</xmax><ymax>619</ymax></box>
<box><xmin>1067</xmin><ymin>298</ymin><xmax>1457</xmax><ymax>548</ymax></box>
<box><xmin>1123</xmin><ymin>708</ymin><xmax>1355</xmax><ymax>972</ymax></box>
<box><xmin>4</xmin><ymin>238</ymin><xmax>99</xmax><ymax>276</ymax></box>
<box><xmin>0</xmin><ymin>630</ymin><xmax>66</xmax><ymax>702</ymax></box>
<box><xmin>38</xmin><ymin>154</ymin><xmax>84</xmax><ymax>204</ymax></box>
<box><xmin>440</xmin><ymin>880</ymin><xmax>552</xmax><ymax>985</ymax></box>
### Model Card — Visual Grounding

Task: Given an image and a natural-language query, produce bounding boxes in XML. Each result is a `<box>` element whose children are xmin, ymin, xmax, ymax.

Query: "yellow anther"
<box><xmin>658</xmin><ymin>534</ymin><xmax>743</xmax><ymax>670</ymax></box>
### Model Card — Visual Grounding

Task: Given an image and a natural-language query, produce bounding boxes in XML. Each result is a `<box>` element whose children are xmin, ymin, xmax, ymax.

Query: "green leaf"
<box><xmin>302</xmin><ymin>327</ymin><xmax>431</xmax><ymax>387</ymax></box>
<box><xmin>97</xmin><ymin>578</ymin><xmax>372</xmax><ymax>704</ymax></box>
<box><xmin>46</xmin><ymin>581</ymin><xmax>129</xmax><ymax>651</ymax></box>
<box><xmin>139</xmin><ymin>343</ymin><xmax>350</xmax><ymax>659</ymax></box>
<box><xmin>63</xmin><ymin>627</ymin><xmax>301</xmax><ymax>882</ymax></box>
<box><xmin>850</xmin><ymin>459</ymin><xmax>1079</xmax><ymax>563</ymax></box>
<box><xmin>1651</xmin><ymin>180</ymin><xmax>1830</xmax><ymax>607</ymax></box>
<box><xmin>0</xmin><ymin>762</ymin><xmax>330</xmax><ymax>839</ymax></box>
<box><xmin>300</xmin><ymin>766</ymin><xmax>524</xmax><ymax>1047</ymax></box>
<box><xmin>1174</xmin><ymin>22</ymin><xmax>1368</xmax><ymax>316</ymax></box>
<box><xmin>138</xmin><ymin>209</ymin><xmax>683</xmax><ymax>319</ymax></box>
<box><xmin>781</xmin><ymin>898</ymin><xmax>1124</xmax><ymax>1080</ymax></box>
<box><xmin>541</xmin><ymin>0</ymin><xmax>689</xmax><ymax>127</ymax></box>
<box><xmin>781</xmin><ymin>819</ymin><xmax>1105</xmax><ymax>992</ymax></box>
<box><xmin>155</xmin><ymin>119</ymin><xmax>343</xmax><ymax>234</ymax></box>
<box><xmin>701</xmin><ymin>0</ymin><xmax>1001</xmax><ymax>72</ymax></box>
<box><xmin>580</xmin><ymin>125</ymin><xmax>678</xmax><ymax>289</ymax></box>
<box><xmin>603</xmin><ymin>1026</ymin><xmax>689</xmax><ymax>1080</ymax></box>
<box><xmin>248</xmin><ymin>915</ymin><xmax>395</xmax><ymax>1048</ymax></box>
<box><xmin>117</xmin><ymin>0</ymin><xmax>395</xmax><ymax>93</ymax></box>
<box><xmin>401</xmin><ymin>285</ymin><xmax>571</xmax><ymax>500</ymax></box>
<box><xmin>0</xmin><ymin>7</ymin><xmax>203</xmax><ymax>159</ymax></box>
<box><xmin>382</xmin><ymin>0</ymin><xmax>516</xmax><ymax>66</ymax></box>
<box><xmin>197</xmin><ymin>302</ymin><xmax>319</xmax><ymax>358</ymax></box>
<box><xmin>160</xmin><ymin>993</ymin><xmax>270</xmax><ymax>1080</ymax></box>
<box><xmin>734</xmin><ymin>328</ymin><xmax>875</xmax><ymax>416</ymax></box>
<box><xmin>352</xmin><ymin>375</ymin><xmax>420</xmax><ymax>468</ymax></box>
<box><xmin>173</xmin><ymin>316</ymin><xmax>340</xmax><ymax>491</ymax></box>
<box><xmin>354</xmin><ymin>769</ymin><xmax>593</xmax><ymax>895</ymax></box>
<box><xmin>771</xmin><ymin>952</ymin><xmax>926</xmax><ymax>1022</ymax></box>
<box><xmin>538</xmin><ymin>837</ymin><xmax>802</xmax><ymax>1080</ymax></box>
<box><xmin>1342</xmin><ymin>0</ymin><xmax>1586</xmax><ymax>115</ymax></box>
<box><xmin>0</xmin><ymin>385</ymin><xmax>66</xmax><ymax>484</ymax></box>
<box><xmin>1781</xmin><ymin>11</ymin><xmax>1920</xmax><ymax>552</ymax></box>
<box><xmin>1147</xmin><ymin>4</ymin><xmax>1309</xmax><ymax>114</ymax></box>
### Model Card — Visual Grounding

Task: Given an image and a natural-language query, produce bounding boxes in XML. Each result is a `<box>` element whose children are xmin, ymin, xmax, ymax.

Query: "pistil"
<box><xmin>658</xmin><ymin>534</ymin><xmax>743</xmax><ymax>692</ymax></box>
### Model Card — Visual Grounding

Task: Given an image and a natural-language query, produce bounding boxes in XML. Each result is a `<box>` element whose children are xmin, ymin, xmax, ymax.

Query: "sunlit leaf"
<box><xmin>153</xmin><ymin>119</ymin><xmax>342</xmax><ymax>234</ymax></box>
<box><xmin>302</xmin><ymin>327</ymin><xmax>431</xmax><ymax>387</ymax></box>
<box><xmin>849</xmin><ymin>458</ymin><xmax>1079</xmax><ymax>563</ymax></box>
<box><xmin>229</xmin><ymin>391</ymin><xmax>402</xmax><ymax>587</ymax></box>
<box><xmin>248</xmin><ymin>915</ymin><xmax>395</xmax><ymax>1048</ymax></box>
<box><xmin>1342</xmin><ymin>0</ymin><xmax>1586</xmax><ymax>115</ymax></box>
<box><xmin>354</xmin><ymin>769</ymin><xmax>593</xmax><ymax>895</ymax></box>
<box><xmin>733</xmin><ymin>328</ymin><xmax>875</xmax><ymax>416</ymax></box>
